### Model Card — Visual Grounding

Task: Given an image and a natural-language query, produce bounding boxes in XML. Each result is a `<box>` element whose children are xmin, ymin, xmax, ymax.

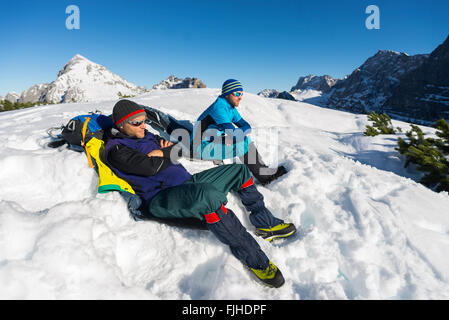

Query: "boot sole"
<box><xmin>263</xmin><ymin>229</ymin><xmax>297</xmax><ymax>242</ymax></box>
<box><xmin>256</xmin><ymin>225</ymin><xmax>297</xmax><ymax>242</ymax></box>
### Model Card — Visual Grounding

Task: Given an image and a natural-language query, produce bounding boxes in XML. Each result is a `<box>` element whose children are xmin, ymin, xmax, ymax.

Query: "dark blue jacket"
<box><xmin>104</xmin><ymin>129</ymin><xmax>191</xmax><ymax>205</ymax></box>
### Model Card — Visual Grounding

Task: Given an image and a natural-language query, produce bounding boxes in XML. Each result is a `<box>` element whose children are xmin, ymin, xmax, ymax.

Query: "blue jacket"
<box><xmin>193</xmin><ymin>97</ymin><xmax>251</xmax><ymax>143</ymax></box>
<box><xmin>104</xmin><ymin>130</ymin><xmax>191</xmax><ymax>205</ymax></box>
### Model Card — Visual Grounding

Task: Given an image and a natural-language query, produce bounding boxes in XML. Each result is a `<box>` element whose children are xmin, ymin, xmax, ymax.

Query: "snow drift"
<box><xmin>1</xmin><ymin>88</ymin><xmax>449</xmax><ymax>299</ymax></box>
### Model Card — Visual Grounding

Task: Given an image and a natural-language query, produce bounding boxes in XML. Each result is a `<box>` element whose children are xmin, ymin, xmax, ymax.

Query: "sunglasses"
<box><xmin>233</xmin><ymin>91</ymin><xmax>243</xmax><ymax>97</ymax></box>
<box><xmin>128</xmin><ymin>119</ymin><xmax>146</xmax><ymax>126</ymax></box>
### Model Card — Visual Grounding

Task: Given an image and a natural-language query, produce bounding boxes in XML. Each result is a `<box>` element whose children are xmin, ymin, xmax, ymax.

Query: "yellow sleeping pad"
<box><xmin>85</xmin><ymin>137</ymin><xmax>136</xmax><ymax>194</ymax></box>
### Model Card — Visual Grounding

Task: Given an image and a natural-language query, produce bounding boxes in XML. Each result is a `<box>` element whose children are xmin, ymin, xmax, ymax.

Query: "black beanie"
<box><xmin>113</xmin><ymin>99</ymin><xmax>146</xmax><ymax>126</ymax></box>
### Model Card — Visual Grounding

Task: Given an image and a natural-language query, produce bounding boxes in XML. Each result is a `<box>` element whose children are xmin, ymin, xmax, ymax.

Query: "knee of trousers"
<box><xmin>192</xmin><ymin>183</ymin><xmax>228</xmax><ymax>214</ymax></box>
<box><xmin>150</xmin><ymin>183</ymin><xmax>227</xmax><ymax>220</ymax></box>
<box><xmin>238</xmin><ymin>184</ymin><xmax>265</xmax><ymax>212</ymax></box>
<box><xmin>206</xmin><ymin>206</ymin><xmax>252</xmax><ymax>247</ymax></box>
<box><xmin>232</xmin><ymin>163</ymin><xmax>252</xmax><ymax>186</ymax></box>
<box><xmin>235</xmin><ymin>163</ymin><xmax>251</xmax><ymax>174</ymax></box>
<box><xmin>223</xmin><ymin>163</ymin><xmax>250</xmax><ymax>175</ymax></box>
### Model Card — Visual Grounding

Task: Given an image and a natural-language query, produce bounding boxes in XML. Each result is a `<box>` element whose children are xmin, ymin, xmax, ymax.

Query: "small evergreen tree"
<box><xmin>2</xmin><ymin>100</ymin><xmax>14</xmax><ymax>111</ymax></box>
<box><xmin>364</xmin><ymin>111</ymin><xmax>397</xmax><ymax>136</ymax></box>
<box><xmin>0</xmin><ymin>99</ymin><xmax>50</xmax><ymax>113</ymax></box>
<box><xmin>396</xmin><ymin>122</ymin><xmax>449</xmax><ymax>192</ymax></box>
<box><xmin>364</xmin><ymin>125</ymin><xmax>380</xmax><ymax>137</ymax></box>
<box><xmin>118</xmin><ymin>91</ymin><xmax>134</xmax><ymax>99</ymax></box>
<box><xmin>432</xmin><ymin>119</ymin><xmax>449</xmax><ymax>155</ymax></box>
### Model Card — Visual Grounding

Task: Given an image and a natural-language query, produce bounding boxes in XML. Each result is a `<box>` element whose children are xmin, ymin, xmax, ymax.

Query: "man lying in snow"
<box><xmin>103</xmin><ymin>99</ymin><xmax>296</xmax><ymax>288</ymax></box>
<box><xmin>193</xmin><ymin>79</ymin><xmax>287</xmax><ymax>185</ymax></box>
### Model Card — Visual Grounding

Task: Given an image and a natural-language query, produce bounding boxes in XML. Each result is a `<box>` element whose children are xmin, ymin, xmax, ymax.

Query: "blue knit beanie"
<box><xmin>221</xmin><ymin>79</ymin><xmax>243</xmax><ymax>97</ymax></box>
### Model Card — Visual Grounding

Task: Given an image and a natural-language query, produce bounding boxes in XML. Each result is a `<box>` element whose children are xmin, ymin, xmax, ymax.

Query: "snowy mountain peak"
<box><xmin>67</xmin><ymin>54</ymin><xmax>89</xmax><ymax>64</ymax></box>
<box><xmin>291</xmin><ymin>74</ymin><xmax>338</xmax><ymax>93</ymax></box>
<box><xmin>57</xmin><ymin>54</ymin><xmax>94</xmax><ymax>77</ymax></box>
<box><xmin>375</xmin><ymin>49</ymin><xmax>403</xmax><ymax>56</ymax></box>
<box><xmin>58</xmin><ymin>54</ymin><xmax>107</xmax><ymax>77</ymax></box>
<box><xmin>16</xmin><ymin>55</ymin><xmax>149</xmax><ymax>104</ymax></box>
<box><xmin>374</xmin><ymin>50</ymin><xmax>409</xmax><ymax>57</ymax></box>
<box><xmin>71</xmin><ymin>53</ymin><xmax>88</xmax><ymax>61</ymax></box>
<box><xmin>0</xmin><ymin>92</ymin><xmax>20</xmax><ymax>103</ymax></box>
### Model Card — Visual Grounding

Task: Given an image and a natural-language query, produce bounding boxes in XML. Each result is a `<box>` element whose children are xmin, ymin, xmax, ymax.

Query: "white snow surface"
<box><xmin>1</xmin><ymin>88</ymin><xmax>449</xmax><ymax>300</ymax></box>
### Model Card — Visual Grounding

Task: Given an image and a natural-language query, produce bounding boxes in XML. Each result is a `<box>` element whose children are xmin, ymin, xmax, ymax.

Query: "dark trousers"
<box><xmin>149</xmin><ymin>164</ymin><xmax>283</xmax><ymax>268</ymax></box>
<box><xmin>239</xmin><ymin>142</ymin><xmax>278</xmax><ymax>181</ymax></box>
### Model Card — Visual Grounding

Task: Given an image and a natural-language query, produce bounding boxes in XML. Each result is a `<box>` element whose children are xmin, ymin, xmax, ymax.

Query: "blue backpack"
<box><xmin>60</xmin><ymin>113</ymin><xmax>114</xmax><ymax>151</ymax></box>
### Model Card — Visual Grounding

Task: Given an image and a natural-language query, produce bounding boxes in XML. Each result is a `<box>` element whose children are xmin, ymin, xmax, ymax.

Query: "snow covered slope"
<box><xmin>1</xmin><ymin>89</ymin><xmax>449</xmax><ymax>299</ymax></box>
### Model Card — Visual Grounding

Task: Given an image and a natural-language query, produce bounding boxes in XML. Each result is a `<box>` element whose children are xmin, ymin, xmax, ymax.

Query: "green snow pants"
<box><xmin>148</xmin><ymin>163</ymin><xmax>283</xmax><ymax>269</ymax></box>
<box><xmin>149</xmin><ymin>164</ymin><xmax>252</xmax><ymax>221</ymax></box>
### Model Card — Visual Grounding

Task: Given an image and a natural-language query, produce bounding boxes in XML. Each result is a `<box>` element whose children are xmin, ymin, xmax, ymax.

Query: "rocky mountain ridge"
<box><xmin>259</xmin><ymin>35</ymin><xmax>449</xmax><ymax>123</ymax></box>
<box><xmin>152</xmin><ymin>75</ymin><xmax>206</xmax><ymax>90</ymax></box>
<box><xmin>384</xmin><ymin>35</ymin><xmax>449</xmax><ymax>122</ymax></box>
<box><xmin>325</xmin><ymin>50</ymin><xmax>429</xmax><ymax>115</ymax></box>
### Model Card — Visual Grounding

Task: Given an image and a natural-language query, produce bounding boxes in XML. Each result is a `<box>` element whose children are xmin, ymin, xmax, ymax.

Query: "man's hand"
<box><xmin>147</xmin><ymin>139</ymin><xmax>174</xmax><ymax>157</ymax></box>
<box><xmin>160</xmin><ymin>139</ymin><xmax>173</xmax><ymax>148</ymax></box>
<box><xmin>147</xmin><ymin>149</ymin><xmax>163</xmax><ymax>157</ymax></box>
<box><xmin>147</xmin><ymin>139</ymin><xmax>173</xmax><ymax>158</ymax></box>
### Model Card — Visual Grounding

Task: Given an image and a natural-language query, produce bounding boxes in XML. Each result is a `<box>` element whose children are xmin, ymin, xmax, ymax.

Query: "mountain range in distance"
<box><xmin>263</xmin><ymin>34</ymin><xmax>448</xmax><ymax>124</ymax></box>
<box><xmin>1</xmin><ymin>34</ymin><xmax>448</xmax><ymax>124</ymax></box>
<box><xmin>0</xmin><ymin>55</ymin><xmax>206</xmax><ymax>105</ymax></box>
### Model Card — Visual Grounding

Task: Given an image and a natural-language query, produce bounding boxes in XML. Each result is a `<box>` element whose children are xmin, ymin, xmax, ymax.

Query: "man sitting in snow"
<box><xmin>103</xmin><ymin>99</ymin><xmax>296</xmax><ymax>288</ymax></box>
<box><xmin>193</xmin><ymin>79</ymin><xmax>287</xmax><ymax>185</ymax></box>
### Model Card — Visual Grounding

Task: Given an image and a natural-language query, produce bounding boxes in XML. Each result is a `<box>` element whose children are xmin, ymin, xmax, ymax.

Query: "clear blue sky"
<box><xmin>0</xmin><ymin>0</ymin><xmax>448</xmax><ymax>95</ymax></box>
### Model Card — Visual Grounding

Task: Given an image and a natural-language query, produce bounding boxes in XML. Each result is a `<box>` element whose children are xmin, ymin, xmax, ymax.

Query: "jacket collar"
<box><xmin>107</xmin><ymin>127</ymin><xmax>149</xmax><ymax>140</ymax></box>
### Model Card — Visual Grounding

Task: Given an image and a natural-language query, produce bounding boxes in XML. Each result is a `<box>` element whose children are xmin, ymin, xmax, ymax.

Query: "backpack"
<box><xmin>61</xmin><ymin>113</ymin><xmax>114</xmax><ymax>149</ymax></box>
<box><xmin>47</xmin><ymin>112</ymin><xmax>114</xmax><ymax>167</ymax></box>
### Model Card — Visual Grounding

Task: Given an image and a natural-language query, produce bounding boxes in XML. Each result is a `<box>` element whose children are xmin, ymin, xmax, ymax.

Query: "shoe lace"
<box><xmin>266</xmin><ymin>263</ymin><xmax>277</xmax><ymax>276</ymax></box>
